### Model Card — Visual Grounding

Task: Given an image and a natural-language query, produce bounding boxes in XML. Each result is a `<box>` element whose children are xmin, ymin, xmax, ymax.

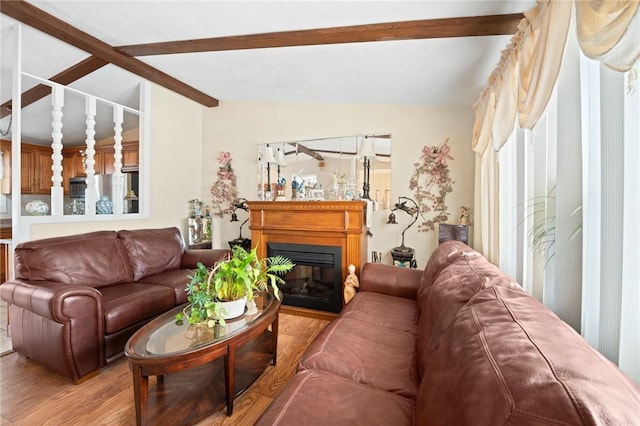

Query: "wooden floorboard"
<box><xmin>0</xmin><ymin>313</ymin><xmax>330</xmax><ymax>426</ymax></box>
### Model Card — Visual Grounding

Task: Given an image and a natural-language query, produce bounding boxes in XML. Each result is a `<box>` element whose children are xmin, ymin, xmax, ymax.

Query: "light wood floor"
<box><xmin>0</xmin><ymin>313</ymin><xmax>330</xmax><ymax>426</ymax></box>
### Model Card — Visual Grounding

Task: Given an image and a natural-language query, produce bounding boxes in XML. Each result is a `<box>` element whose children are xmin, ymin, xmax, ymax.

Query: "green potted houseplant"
<box><xmin>176</xmin><ymin>245</ymin><xmax>294</xmax><ymax>327</ymax></box>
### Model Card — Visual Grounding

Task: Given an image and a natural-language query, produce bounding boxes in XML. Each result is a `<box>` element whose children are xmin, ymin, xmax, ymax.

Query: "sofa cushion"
<box><xmin>13</xmin><ymin>230</ymin><xmax>133</xmax><ymax>287</ymax></box>
<box><xmin>359</xmin><ymin>263</ymin><xmax>422</xmax><ymax>299</ymax></box>
<box><xmin>255</xmin><ymin>369</ymin><xmax>415</xmax><ymax>426</ymax></box>
<box><xmin>138</xmin><ymin>268</ymin><xmax>193</xmax><ymax>304</ymax></box>
<box><xmin>300</xmin><ymin>316</ymin><xmax>419</xmax><ymax>399</ymax></box>
<box><xmin>340</xmin><ymin>291</ymin><xmax>418</xmax><ymax>334</ymax></box>
<box><xmin>118</xmin><ymin>227</ymin><xmax>185</xmax><ymax>281</ymax></box>
<box><xmin>416</xmin><ymin>285</ymin><xmax>640</xmax><ymax>425</ymax></box>
<box><xmin>100</xmin><ymin>283</ymin><xmax>175</xmax><ymax>334</ymax></box>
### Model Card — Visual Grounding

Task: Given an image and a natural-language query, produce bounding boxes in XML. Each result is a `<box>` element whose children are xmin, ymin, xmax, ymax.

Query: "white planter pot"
<box><xmin>219</xmin><ymin>296</ymin><xmax>247</xmax><ymax>319</ymax></box>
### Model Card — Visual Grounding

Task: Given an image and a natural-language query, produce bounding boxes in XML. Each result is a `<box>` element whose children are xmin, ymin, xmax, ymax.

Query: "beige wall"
<box><xmin>202</xmin><ymin>101</ymin><xmax>475</xmax><ymax>268</ymax></box>
<box><xmin>24</xmin><ymin>91</ymin><xmax>476</xmax><ymax>268</ymax></box>
<box><xmin>27</xmin><ymin>84</ymin><xmax>203</xmax><ymax>241</ymax></box>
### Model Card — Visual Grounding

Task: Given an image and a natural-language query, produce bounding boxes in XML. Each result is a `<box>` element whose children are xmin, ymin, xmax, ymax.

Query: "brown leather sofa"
<box><xmin>0</xmin><ymin>227</ymin><xmax>229</xmax><ymax>383</ymax></box>
<box><xmin>257</xmin><ymin>241</ymin><xmax>640</xmax><ymax>425</ymax></box>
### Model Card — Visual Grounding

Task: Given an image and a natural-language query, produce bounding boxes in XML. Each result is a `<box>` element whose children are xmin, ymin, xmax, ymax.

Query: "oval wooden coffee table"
<box><xmin>124</xmin><ymin>291</ymin><xmax>280</xmax><ymax>426</ymax></box>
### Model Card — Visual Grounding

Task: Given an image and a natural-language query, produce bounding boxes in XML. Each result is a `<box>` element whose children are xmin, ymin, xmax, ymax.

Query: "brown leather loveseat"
<box><xmin>0</xmin><ymin>227</ymin><xmax>229</xmax><ymax>383</ymax></box>
<box><xmin>257</xmin><ymin>241</ymin><xmax>640</xmax><ymax>425</ymax></box>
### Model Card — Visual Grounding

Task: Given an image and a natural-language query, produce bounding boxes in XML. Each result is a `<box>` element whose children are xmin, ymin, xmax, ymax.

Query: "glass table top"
<box><xmin>126</xmin><ymin>291</ymin><xmax>276</xmax><ymax>359</ymax></box>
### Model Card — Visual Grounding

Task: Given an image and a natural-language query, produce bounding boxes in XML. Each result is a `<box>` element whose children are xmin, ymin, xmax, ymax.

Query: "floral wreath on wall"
<box><xmin>210</xmin><ymin>151</ymin><xmax>238</xmax><ymax>218</ymax></box>
<box><xmin>409</xmin><ymin>138</ymin><xmax>454</xmax><ymax>232</ymax></box>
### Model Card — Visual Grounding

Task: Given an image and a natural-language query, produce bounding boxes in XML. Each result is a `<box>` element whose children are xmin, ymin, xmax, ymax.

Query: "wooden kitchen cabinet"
<box><xmin>61</xmin><ymin>140</ymin><xmax>138</xmax><ymax>180</ymax></box>
<box><xmin>101</xmin><ymin>147</ymin><xmax>115</xmax><ymax>175</ymax></box>
<box><xmin>122</xmin><ymin>141</ymin><xmax>139</xmax><ymax>172</ymax></box>
<box><xmin>62</xmin><ymin>154</ymin><xmax>74</xmax><ymax>194</ymax></box>
<box><xmin>0</xmin><ymin>228</ymin><xmax>12</xmax><ymax>284</ymax></box>
<box><xmin>21</xmin><ymin>143</ymin><xmax>53</xmax><ymax>195</ymax></box>
<box><xmin>98</xmin><ymin>141</ymin><xmax>139</xmax><ymax>173</ymax></box>
<box><xmin>0</xmin><ymin>139</ymin><xmax>138</xmax><ymax>196</ymax></box>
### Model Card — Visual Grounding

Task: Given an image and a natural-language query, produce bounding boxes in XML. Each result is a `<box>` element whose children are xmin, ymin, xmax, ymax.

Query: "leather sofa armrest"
<box><xmin>0</xmin><ymin>279</ymin><xmax>105</xmax><ymax>382</ymax></box>
<box><xmin>181</xmin><ymin>249</ymin><xmax>230</xmax><ymax>269</ymax></box>
<box><xmin>359</xmin><ymin>263</ymin><xmax>423</xmax><ymax>299</ymax></box>
<box><xmin>1</xmin><ymin>279</ymin><xmax>103</xmax><ymax>323</ymax></box>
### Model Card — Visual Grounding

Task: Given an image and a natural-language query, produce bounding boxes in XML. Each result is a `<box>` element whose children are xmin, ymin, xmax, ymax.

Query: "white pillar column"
<box><xmin>49</xmin><ymin>84</ymin><xmax>64</xmax><ymax>216</ymax></box>
<box><xmin>112</xmin><ymin>106</ymin><xmax>124</xmax><ymax>214</ymax></box>
<box><xmin>84</xmin><ymin>97</ymin><xmax>97</xmax><ymax>215</ymax></box>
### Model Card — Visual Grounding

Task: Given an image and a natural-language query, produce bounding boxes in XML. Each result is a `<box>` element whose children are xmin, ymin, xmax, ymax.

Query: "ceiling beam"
<box><xmin>0</xmin><ymin>56</ymin><xmax>108</xmax><ymax>118</ymax></box>
<box><xmin>0</xmin><ymin>0</ymin><xmax>219</xmax><ymax>107</ymax></box>
<box><xmin>117</xmin><ymin>13</ymin><xmax>524</xmax><ymax>57</ymax></box>
<box><xmin>289</xmin><ymin>142</ymin><xmax>325</xmax><ymax>162</ymax></box>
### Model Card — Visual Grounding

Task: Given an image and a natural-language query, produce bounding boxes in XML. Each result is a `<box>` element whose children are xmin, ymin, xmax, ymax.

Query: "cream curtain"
<box><xmin>576</xmin><ymin>0</ymin><xmax>640</xmax><ymax>72</ymax></box>
<box><xmin>471</xmin><ymin>0</ymin><xmax>571</xmax><ymax>259</ymax></box>
<box><xmin>517</xmin><ymin>0</ymin><xmax>572</xmax><ymax>129</ymax></box>
<box><xmin>471</xmin><ymin>0</ymin><xmax>638</xmax><ymax>264</ymax></box>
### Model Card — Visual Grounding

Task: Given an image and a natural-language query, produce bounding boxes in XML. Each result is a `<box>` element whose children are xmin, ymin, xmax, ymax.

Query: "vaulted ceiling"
<box><xmin>0</xmin><ymin>0</ymin><xmax>534</xmax><ymax>144</ymax></box>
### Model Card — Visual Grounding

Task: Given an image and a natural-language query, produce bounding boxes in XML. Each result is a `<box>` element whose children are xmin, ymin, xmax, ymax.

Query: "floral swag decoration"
<box><xmin>210</xmin><ymin>151</ymin><xmax>238</xmax><ymax>218</ymax></box>
<box><xmin>409</xmin><ymin>138</ymin><xmax>454</xmax><ymax>232</ymax></box>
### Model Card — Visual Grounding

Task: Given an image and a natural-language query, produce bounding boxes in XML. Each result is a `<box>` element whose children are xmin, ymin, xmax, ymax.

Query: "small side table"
<box><xmin>438</xmin><ymin>223</ymin><xmax>469</xmax><ymax>245</ymax></box>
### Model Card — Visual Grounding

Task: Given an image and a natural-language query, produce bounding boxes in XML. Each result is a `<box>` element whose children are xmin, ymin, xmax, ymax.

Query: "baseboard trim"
<box><xmin>280</xmin><ymin>305</ymin><xmax>339</xmax><ymax>322</ymax></box>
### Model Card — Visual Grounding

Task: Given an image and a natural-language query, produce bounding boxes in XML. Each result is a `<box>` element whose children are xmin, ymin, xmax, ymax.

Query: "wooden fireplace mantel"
<box><xmin>247</xmin><ymin>200</ymin><xmax>368</xmax><ymax>316</ymax></box>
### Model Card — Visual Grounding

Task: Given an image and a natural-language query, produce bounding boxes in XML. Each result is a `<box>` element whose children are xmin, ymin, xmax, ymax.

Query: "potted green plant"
<box><xmin>176</xmin><ymin>245</ymin><xmax>294</xmax><ymax>327</ymax></box>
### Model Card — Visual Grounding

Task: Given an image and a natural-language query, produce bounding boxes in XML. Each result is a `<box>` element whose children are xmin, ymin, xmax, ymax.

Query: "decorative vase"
<box><xmin>25</xmin><ymin>200</ymin><xmax>49</xmax><ymax>216</ymax></box>
<box><xmin>96</xmin><ymin>195</ymin><xmax>113</xmax><ymax>214</ymax></box>
<box><xmin>218</xmin><ymin>296</ymin><xmax>247</xmax><ymax>320</ymax></box>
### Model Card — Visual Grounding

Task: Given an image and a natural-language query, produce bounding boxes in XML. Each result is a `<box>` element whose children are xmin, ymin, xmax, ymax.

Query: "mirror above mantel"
<box><xmin>257</xmin><ymin>134</ymin><xmax>391</xmax><ymax>207</ymax></box>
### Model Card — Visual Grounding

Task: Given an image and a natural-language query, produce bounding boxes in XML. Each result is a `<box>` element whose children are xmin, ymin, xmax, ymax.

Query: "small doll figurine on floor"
<box><xmin>459</xmin><ymin>206</ymin><xmax>471</xmax><ymax>225</ymax></box>
<box><xmin>343</xmin><ymin>264</ymin><xmax>360</xmax><ymax>304</ymax></box>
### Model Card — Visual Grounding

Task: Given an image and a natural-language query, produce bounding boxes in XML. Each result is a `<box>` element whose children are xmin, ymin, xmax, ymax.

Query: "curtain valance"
<box><xmin>576</xmin><ymin>0</ymin><xmax>640</xmax><ymax>72</ymax></box>
<box><xmin>473</xmin><ymin>0</ymin><xmax>639</xmax><ymax>156</ymax></box>
<box><xmin>471</xmin><ymin>0</ymin><xmax>571</xmax><ymax>155</ymax></box>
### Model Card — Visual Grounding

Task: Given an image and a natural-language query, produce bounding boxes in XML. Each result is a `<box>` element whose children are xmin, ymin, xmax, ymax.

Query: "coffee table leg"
<box><xmin>132</xmin><ymin>363</ymin><xmax>148</xmax><ymax>426</ymax></box>
<box><xmin>224</xmin><ymin>345</ymin><xmax>236</xmax><ymax>416</ymax></box>
<box><xmin>272</xmin><ymin>311</ymin><xmax>279</xmax><ymax>366</ymax></box>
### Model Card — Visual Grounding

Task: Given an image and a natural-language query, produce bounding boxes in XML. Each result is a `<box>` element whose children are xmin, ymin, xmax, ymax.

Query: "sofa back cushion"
<box><xmin>14</xmin><ymin>231</ymin><xmax>133</xmax><ymax>287</ymax></box>
<box><xmin>416</xmin><ymin>246</ymin><xmax>521</xmax><ymax>376</ymax></box>
<box><xmin>417</xmin><ymin>241</ymin><xmax>474</xmax><ymax>307</ymax></box>
<box><xmin>415</xmin><ymin>285</ymin><xmax>640</xmax><ymax>425</ymax></box>
<box><xmin>118</xmin><ymin>227</ymin><xmax>185</xmax><ymax>281</ymax></box>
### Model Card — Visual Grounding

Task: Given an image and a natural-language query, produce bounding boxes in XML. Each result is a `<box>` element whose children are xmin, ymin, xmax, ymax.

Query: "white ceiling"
<box><xmin>0</xmin><ymin>0</ymin><xmax>534</xmax><ymax>145</ymax></box>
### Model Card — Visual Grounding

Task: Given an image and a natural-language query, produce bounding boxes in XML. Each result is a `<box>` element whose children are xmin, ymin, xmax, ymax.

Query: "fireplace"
<box><xmin>248</xmin><ymin>200</ymin><xmax>368</xmax><ymax>318</ymax></box>
<box><xmin>268</xmin><ymin>242</ymin><xmax>342</xmax><ymax>313</ymax></box>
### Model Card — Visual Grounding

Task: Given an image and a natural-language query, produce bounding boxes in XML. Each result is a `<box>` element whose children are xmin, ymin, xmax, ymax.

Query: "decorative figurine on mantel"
<box><xmin>343</xmin><ymin>264</ymin><xmax>360</xmax><ymax>304</ymax></box>
<box><xmin>275</xmin><ymin>177</ymin><xmax>287</xmax><ymax>201</ymax></box>
<box><xmin>291</xmin><ymin>179</ymin><xmax>300</xmax><ymax>200</ymax></box>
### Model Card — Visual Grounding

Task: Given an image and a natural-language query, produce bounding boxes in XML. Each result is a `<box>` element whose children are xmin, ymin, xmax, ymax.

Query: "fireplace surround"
<box><xmin>248</xmin><ymin>200</ymin><xmax>368</xmax><ymax>318</ymax></box>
